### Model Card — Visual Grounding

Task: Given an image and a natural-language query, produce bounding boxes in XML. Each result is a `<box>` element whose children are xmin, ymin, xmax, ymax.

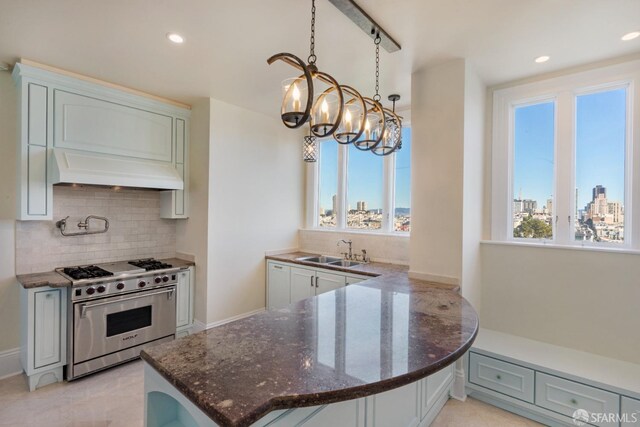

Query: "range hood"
<box><xmin>51</xmin><ymin>148</ymin><xmax>184</xmax><ymax>190</ymax></box>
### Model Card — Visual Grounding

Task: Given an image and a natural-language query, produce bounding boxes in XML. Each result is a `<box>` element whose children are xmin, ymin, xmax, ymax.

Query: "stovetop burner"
<box><xmin>63</xmin><ymin>265</ymin><xmax>114</xmax><ymax>280</ymax></box>
<box><xmin>128</xmin><ymin>258</ymin><xmax>173</xmax><ymax>271</ymax></box>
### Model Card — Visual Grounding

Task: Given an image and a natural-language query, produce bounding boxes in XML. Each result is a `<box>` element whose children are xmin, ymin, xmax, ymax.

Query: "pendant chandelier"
<box><xmin>267</xmin><ymin>0</ymin><xmax>402</xmax><ymax>159</ymax></box>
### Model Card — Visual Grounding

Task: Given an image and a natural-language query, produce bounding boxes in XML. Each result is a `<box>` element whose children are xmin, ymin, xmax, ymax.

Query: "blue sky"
<box><xmin>319</xmin><ymin>127</ymin><xmax>411</xmax><ymax>211</ymax></box>
<box><xmin>514</xmin><ymin>88</ymin><xmax>626</xmax><ymax>210</ymax></box>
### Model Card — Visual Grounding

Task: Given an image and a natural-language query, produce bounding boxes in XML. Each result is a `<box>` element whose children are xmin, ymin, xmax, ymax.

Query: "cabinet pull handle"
<box><xmin>310</xmin><ymin>276</ymin><xmax>314</xmax><ymax>287</ymax></box>
<box><xmin>273</xmin><ymin>265</ymin><xmax>283</xmax><ymax>270</ymax></box>
<box><xmin>315</xmin><ymin>276</ymin><xmax>319</xmax><ymax>288</ymax></box>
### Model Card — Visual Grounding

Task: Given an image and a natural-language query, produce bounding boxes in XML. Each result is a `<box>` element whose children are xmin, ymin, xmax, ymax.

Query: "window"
<box><xmin>575</xmin><ymin>89</ymin><xmax>627</xmax><ymax>243</ymax></box>
<box><xmin>313</xmin><ymin>126</ymin><xmax>412</xmax><ymax>234</ymax></box>
<box><xmin>347</xmin><ymin>144</ymin><xmax>383</xmax><ymax>230</ymax></box>
<box><xmin>492</xmin><ymin>61</ymin><xmax>638</xmax><ymax>249</ymax></box>
<box><xmin>512</xmin><ymin>101</ymin><xmax>555</xmax><ymax>240</ymax></box>
<box><xmin>318</xmin><ymin>139</ymin><xmax>338</xmax><ymax>228</ymax></box>
<box><xmin>394</xmin><ymin>128</ymin><xmax>411</xmax><ymax>232</ymax></box>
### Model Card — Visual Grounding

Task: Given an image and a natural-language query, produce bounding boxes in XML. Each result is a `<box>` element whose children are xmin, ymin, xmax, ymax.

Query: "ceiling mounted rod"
<box><xmin>327</xmin><ymin>0</ymin><xmax>401</xmax><ymax>53</ymax></box>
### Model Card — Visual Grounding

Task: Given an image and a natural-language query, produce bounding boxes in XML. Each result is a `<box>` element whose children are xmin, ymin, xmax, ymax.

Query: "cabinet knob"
<box><xmin>496</xmin><ymin>374</ymin><xmax>501</xmax><ymax>380</ymax></box>
<box><xmin>571</xmin><ymin>398</ymin><xmax>578</xmax><ymax>405</ymax></box>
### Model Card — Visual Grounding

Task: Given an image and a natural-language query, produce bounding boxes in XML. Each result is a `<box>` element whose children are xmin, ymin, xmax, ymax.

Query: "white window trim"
<box><xmin>307</xmin><ymin>125</ymin><xmax>410</xmax><ymax>235</ymax></box>
<box><xmin>491</xmin><ymin>59</ymin><xmax>640</xmax><ymax>250</ymax></box>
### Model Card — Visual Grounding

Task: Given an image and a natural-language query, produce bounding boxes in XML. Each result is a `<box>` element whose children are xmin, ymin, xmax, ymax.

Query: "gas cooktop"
<box><xmin>63</xmin><ymin>265</ymin><xmax>114</xmax><ymax>280</ymax></box>
<box><xmin>58</xmin><ymin>258</ymin><xmax>176</xmax><ymax>284</ymax></box>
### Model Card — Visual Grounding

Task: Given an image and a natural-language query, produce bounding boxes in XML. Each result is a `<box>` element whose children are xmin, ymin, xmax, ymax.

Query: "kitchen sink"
<box><xmin>328</xmin><ymin>260</ymin><xmax>364</xmax><ymax>268</ymax></box>
<box><xmin>297</xmin><ymin>255</ymin><xmax>343</xmax><ymax>264</ymax></box>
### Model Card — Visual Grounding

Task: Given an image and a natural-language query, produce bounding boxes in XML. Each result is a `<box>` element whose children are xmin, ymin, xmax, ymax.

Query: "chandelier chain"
<box><xmin>373</xmin><ymin>35</ymin><xmax>381</xmax><ymax>101</ymax></box>
<box><xmin>308</xmin><ymin>0</ymin><xmax>317</xmax><ymax>65</ymax></box>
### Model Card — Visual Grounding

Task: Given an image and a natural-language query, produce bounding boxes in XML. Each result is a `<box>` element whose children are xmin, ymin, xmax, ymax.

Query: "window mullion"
<box><xmin>382</xmin><ymin>153</ymin><xmax>394</xmax><ymax>232</ymax></box>
<box><xmin>555</xmin><ymin>91</ymin><xmax>574</xmax><ymax>245</ymax></box>
<box><xmin>337</xmin><ymin>143</ymin><xmax>347</xmax><ymax>229</ymax></box>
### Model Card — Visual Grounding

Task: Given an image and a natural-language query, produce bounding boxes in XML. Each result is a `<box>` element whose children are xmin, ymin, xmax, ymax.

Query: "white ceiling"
<box><xmin>0</xmin><ymin>0</ymin><xmax>639</xmax><ymax>116</ymax></box>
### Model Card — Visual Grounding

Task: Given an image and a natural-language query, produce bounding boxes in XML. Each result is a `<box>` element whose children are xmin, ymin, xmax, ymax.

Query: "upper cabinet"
<box><xmin>12</xmin><ymin>61</ymin><xmax>191</xmax><ymax>220</ymax></box>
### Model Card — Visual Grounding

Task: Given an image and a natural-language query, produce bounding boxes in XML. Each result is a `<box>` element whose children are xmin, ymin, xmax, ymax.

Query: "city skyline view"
<box><xmin>513</xmin><ymin>88</ymin><xmax>627</xmax><ymax>242</ymax></box>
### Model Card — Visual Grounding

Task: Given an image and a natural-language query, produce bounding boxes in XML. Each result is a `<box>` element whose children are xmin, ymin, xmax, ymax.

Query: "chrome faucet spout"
<box><xmin>337</xmin><ymin>239</ymin><xmax>353</xmax><ymax>260</ymax></box>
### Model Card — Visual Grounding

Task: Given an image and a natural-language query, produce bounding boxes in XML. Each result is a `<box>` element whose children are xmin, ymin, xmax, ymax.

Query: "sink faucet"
<box><xmin>337</xmin><ymin>239</ymin><xmax>353</xmax><ymax>260</ymax></box>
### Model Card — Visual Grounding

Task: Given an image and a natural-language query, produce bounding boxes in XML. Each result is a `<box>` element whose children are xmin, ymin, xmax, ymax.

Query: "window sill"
<box><xmin>481</xmin><ymin>240</ymin><xmax>640</xmax><ymax>256</ymax></box>
<box><xmin>300</xmin><ymin>228</ymin><xmax>411</xmax><ymax>238</ymax></box>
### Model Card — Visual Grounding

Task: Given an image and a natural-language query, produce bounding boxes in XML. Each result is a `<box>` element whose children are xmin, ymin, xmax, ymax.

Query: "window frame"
<box><xmin>492</xmin><ymin>60</ymin><xmax>640</xmax><ymax>250</ymax></box>
<box><xmin>308</xmin><ymin>125</ymin><xmax>411</xmax><ymax>235</ymax></box>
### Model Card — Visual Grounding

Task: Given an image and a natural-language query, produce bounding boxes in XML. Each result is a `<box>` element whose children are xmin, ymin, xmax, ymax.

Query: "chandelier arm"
<box><xmin>267</xmin><ymin>52</ymin><xmax>315</xmax><ymax>129</ymax></box>
<box><xmin>310</xmin><ymin>71</ymin><xmax>344</xmax><ymax>138</ymax></box>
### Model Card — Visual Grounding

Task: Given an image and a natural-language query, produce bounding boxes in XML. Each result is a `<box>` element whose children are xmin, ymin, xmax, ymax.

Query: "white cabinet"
<box><xmin>20</xmin><ymin>286</ymin><xmax>67</xmax><ymax>391</ymax></box>
<box><xmin>12</xmin><ymin>62</ymin><xmax>191</xmax><ymax>221</ymax></box>
<box><xmin>267</xmin><ymin>262</ymin><xmax>291</xmax><ymax>310</ymax></box>
<box><xmin>291</xmin><ymin>267</ymin><xmax>315</xmax><ymax>304</ymax></box>
<box><xmin>316</xmin><ymin>271</ymin><xmax>345</xmax><ymax>295</ymax></box>
<box><xmin>176</xmin><ymin>267</ymin><xmax>194</xmax><ymax>333</ymax></box>
<box><xmin>267</xmin><ymin>260</ymin><xmax>373</xmax><ymax>310</ymax></box>
<box><xmin>370</xmin><ymin>382</ymin><xmax>421</xmax><ymax>427</ymax></box>
<box><xmin>621</xmin><ymin>396</ymin><xmax>640</xmax><ymax>426</ymax></box>
<box><xmin>16</xmin><ymin>81</ymin><xmax>52</xmax><ymax>220</ymax></box>
<box><xmin>161</xmin><ymin>117</ymin><xmax>190</xmax><ymax>218</ymax></box>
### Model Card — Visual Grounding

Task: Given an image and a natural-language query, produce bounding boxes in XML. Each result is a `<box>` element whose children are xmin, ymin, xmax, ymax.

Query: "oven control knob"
<box><xmin>85</xmin><ymin>287</ymin><xmax>96</xmax><ymax>295</ymax></box>
<box><xmin>116</xmin><ymin>283</ymin><xmax>125</xmax><ymax>290</ymax></box>
<box><xmin>162</xmin><ymin>275</ymin><xmax>169</xmax><ymax>283</ymax></box>
<box><xmin>154</xmin><ymin>277</ymin><xmax>162</xmax><ymax>284</ymax></box>
<box><xmin>138</xmin><ymin>281</ymin><xmax>147</xmax><ymax>288</ymax></box>
<box><xmin>97</xmin><ymin>285</ymin><xmax>106</xmax><ymax>293</ymax></box>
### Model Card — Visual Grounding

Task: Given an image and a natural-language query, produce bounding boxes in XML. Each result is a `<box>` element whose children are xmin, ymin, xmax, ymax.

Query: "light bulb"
<box><xmin>321</xmin><ymin>99</ymin><xmax>329</xmax><ymax>122</ymax></box>
<box><xmin>292</xmin><ymin>83</ymin><xmax>301</xmax><ymax>111</ymax></box>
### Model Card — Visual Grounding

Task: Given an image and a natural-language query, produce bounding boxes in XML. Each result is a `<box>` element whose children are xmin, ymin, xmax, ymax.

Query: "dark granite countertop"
<box><xmin>141</xmin><ymin>253</ymin><xmax>478</xmax><ymax>427</ymax></box>
<box><xmin>17</xmin><ymin>257</ymin><xmax>195</xmax><ymax>289</ymax></box>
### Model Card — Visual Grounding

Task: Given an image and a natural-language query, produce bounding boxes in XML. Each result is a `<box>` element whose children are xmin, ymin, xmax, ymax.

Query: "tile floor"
<box><xmin>0</xmin><ymin>360</ymin><xmax>543</xmax><ymax>426</ymax></box>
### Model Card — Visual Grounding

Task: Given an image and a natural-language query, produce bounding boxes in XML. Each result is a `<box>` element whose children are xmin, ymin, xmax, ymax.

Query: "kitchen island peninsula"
<box><xmin>141</xmin><ymin>265</ymin><xmax>478</xmax><ymax>427</ymax></box>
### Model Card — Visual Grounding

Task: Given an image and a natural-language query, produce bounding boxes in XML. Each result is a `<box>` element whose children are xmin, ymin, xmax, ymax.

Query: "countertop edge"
<box><xmin>142</xmin><ymin>323</ymin><xmax>478</xmax><ymax>427</ymax></box>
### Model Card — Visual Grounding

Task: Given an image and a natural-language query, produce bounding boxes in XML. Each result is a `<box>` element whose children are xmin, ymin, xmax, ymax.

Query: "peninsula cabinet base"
<box><xmin>144</xmin><ymin>362</ymin><xmax>455</xmax><ymax>427</ymax></box>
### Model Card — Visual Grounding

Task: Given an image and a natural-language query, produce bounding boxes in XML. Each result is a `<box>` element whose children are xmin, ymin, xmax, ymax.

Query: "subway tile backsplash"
<box><xmin>15</xmin><ymin>186</ymin><xmax>176</xmax><ymax>274</ymax></box>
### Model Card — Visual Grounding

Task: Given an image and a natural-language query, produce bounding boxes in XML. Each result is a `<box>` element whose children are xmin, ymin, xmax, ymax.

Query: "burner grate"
<box><xmin>64</xmin><ymin>265</ymin><xmax>113</xmax><ymax>280</ymax></box>
<box><xmin>128</xmin><ymin>259</ymin><xmax>173</xmax><ymax>271</ymax></box>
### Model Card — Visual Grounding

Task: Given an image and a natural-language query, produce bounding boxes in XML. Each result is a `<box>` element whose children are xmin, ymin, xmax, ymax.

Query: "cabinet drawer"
<box><xmin>469</xmin><ymin>352</ymin><xmax>534</xmax><ymax>403</ymax></box>
<box><xmin>621</xmin><ymin>396</ymin><xmax>640</xmax><ymax>426</ymax></box>
<box><xmin>535</xmin><ymin>372</ymin><xmax>619</xmax><ymax>427</ymax></box>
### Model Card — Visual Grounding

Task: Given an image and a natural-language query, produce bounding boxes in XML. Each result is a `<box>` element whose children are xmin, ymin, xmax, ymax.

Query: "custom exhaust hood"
<box><xmin>51</xmin><ymin>148</ymin><xmax>184</xmax><ymax>190</ymax></box>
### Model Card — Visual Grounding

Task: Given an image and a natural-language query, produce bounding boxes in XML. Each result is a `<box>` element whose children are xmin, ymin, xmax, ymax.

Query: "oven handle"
<box><xmin>79</xmin><ymin>287</ymin><xmax>175</xmax><ymax>318</ymax></box>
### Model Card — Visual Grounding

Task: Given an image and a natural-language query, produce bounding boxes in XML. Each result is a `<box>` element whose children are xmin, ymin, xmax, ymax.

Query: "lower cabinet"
<box><xmin>145</xmin><ymin>361</ymin><xmax>455</xmax><ymax>427</ymax></box>
<box><xmin>20</xmin><ymin>286</ymin><xmax>67</xmax><ymax>391</ymax></box>
<box><xmin>176</xmin><ymin>267</ymin><xmax>195</xmax><ymax>336</ymax></box>
<box><xmin>267</xmin><ymin>261</ymin><xmax>372</xmax><ymax>310</ymax></box>
<box><xmin>621</xmin><ymin>396</ymin><xmax>640</xmax><ymax>426</ymax></box>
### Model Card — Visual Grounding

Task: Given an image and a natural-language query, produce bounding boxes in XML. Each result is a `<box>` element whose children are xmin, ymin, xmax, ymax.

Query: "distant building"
<box><xmin>513</xmin><ymin>199</ymin><xmax>523</xmax><ymax>214</ymax></box>
<box><xmin>522</xmin><ymin>199</ymin><xmax>537</xmax><ymax>214</ymax></box>
<box><xmin>592</xmin><ymin>185</ymin><xmax>606</xmax><ymax>201</ymax></box>
<box><xmin>332</xmin><ymin>194</ymin><xmax>337</xmax><ymax>215</ymax></box>
<box><xmin>546</xmin><ymin>198</ymin><xmax>553</xmax><ymax>215</ymax></box>
<box><xmin>356</xmin><ymin>201</ymin><xmax>367</xmax><ymax>212</ymax></box>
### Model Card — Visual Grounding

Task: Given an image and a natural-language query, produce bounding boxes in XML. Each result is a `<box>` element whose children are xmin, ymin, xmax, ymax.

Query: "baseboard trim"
<box><xmin>0</xmin><ymin>347</ymin><xmax>22</xmax><ymax>380</ymax></box>
<box><xmin>408</xmin><ymin>271</ymin><xmax>460</xmax><ymax>286</ymax></box>
<box><xmin>193</xmin><ymin>308</ymin><xmax>266</xmax><ymax>331</ymax></box>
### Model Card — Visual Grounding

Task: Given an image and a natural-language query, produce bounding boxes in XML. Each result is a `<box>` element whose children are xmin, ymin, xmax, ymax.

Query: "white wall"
<box><xmin>0</xmin><ymin>71</ymin><xmax>19</xmax><ymax>352</ymax></box>
<box><xmin>176</xmin><ymin>99</ymin><xmax>211</xmax><ymax>323</ymax></box>
<box><xmin>460</xmin><ymin>64</ymin><xmax>486</xmax><ymax>312</ymax></box>
<box><xmin>409</xmin><ymin>59</ymin><xmax>465</xmax><ymax>284</ymax></box>
<box><xmin>206</xmin><ymin>99</ymin><xmax>303</xmax><ymax>323</ymax></box>
<box><xmin>481</xmin><ymin>243</ymin><xmax>640</xmax><ymax>364</ymax></box>
<box><xmin>299</xmin><ymin>229</ymin><xmax>409</xmax><ymax>265</ymax></box>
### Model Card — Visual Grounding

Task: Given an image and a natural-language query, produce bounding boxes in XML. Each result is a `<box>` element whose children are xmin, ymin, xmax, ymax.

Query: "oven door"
<box><xmin>73</xmin><ymin>285</ymin><xmax>176</xmax><ymax>364</ymax></box>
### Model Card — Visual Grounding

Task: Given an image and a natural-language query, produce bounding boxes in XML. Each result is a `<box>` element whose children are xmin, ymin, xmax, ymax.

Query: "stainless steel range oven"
<box><xmin>59</xmin><ymin>259</ymin><xmax>181</xmax><ymax>380</ymax></box>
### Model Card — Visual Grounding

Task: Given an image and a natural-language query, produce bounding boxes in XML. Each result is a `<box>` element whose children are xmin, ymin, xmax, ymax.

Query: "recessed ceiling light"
<box><xmin>621</xmin><ymin>31</ymin><xmax>640</xmax><ymax>41</ymax></box>
<box><xmin>167</xmin><ymin>33</ymin><xmax>184</xmax><ymax>44</ymax></box>
<box><xmin>535</xmin><ymin>56</ymin><xmax>550</xmax><ymax>63</ymax></box>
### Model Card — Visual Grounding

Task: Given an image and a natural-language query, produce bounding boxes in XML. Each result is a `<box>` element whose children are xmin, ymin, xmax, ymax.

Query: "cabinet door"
<box><xmin>422</xmin><ymin>365</ymin><xmax>453</xmax><ymax>417</ymax></box>
<box><xmin>370</xmin><ymin>382</ymin><xmax>420</xmax><ymax>427</ymax></box>
<box><xmin>621</xmin><ymin>396</ymin><xmax>640</xmax><ymax>426</ymax></box>
<box><xmin>315</xmin><ymin>271</ymin><xmax>345</xmax><ymax>295</ymax></box>
<box><xmin>34</xmin><ymin>289</ymin><xmax>62</xmax><ymax>369</ymax></box>
<box><xmin>291</xmin><ymin>267</ymin><xmax>315</xmax><ymax>304</ymax></box>
<box><xmin>345</xmin><ymin>276</ymin><xmax>365</xmax><ymax>285</ymax></box>
<box><xmin>267</xmin><ymin>263</ymin><xmax>291</xmax><ymax>309</ymax></box>
<box><xmin>176</xmin><ymin>270</ymin><xmax>192</xmax><ymax>328</ymax></box>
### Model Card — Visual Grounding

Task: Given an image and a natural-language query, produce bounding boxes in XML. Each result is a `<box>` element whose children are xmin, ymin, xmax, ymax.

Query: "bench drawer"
<box><xmin>621</xmin><ymin>396</ymin><xmax>640</xmax><ymax>426</ymax></box>
<box><xmin>469</xmin><ymin>352</ymin><xmax>534</xmax><ymax>403</ymax></box>
<box><xmin>535</xmin><ymin>372</ymin><xmax>619</xmax><ymax>427</ymax></box>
